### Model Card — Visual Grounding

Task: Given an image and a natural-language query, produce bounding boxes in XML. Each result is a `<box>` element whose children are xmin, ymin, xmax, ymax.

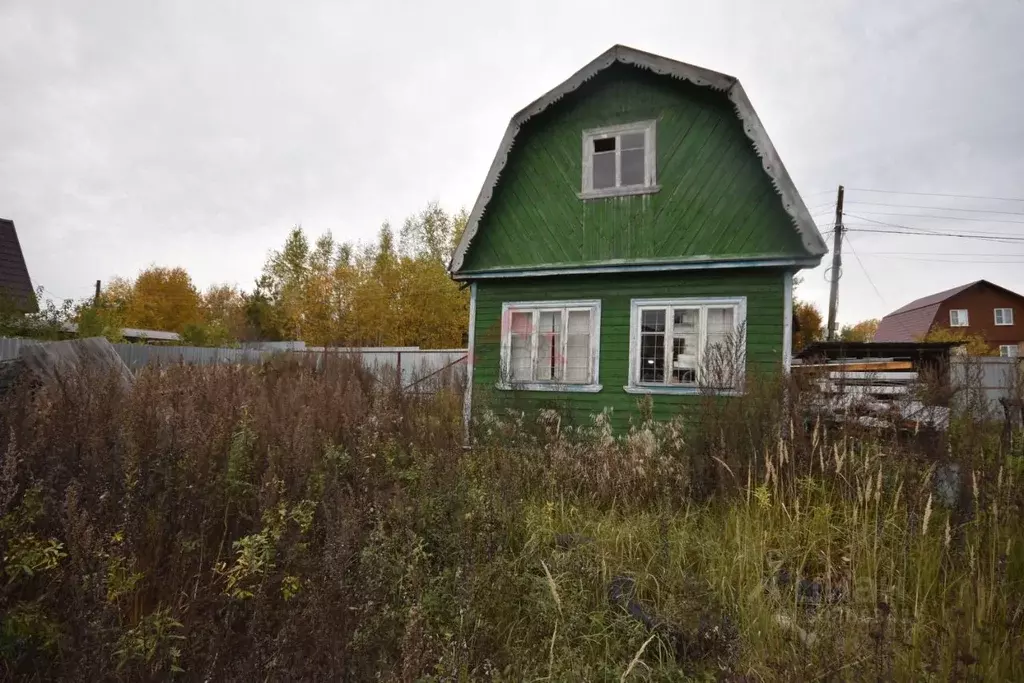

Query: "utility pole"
<box><xmin>826</xmin><ymin>185</ymin><xmax>844</xmax><ymax>341</ymax></box>
<box><xmin>94</xmin><ymin>280</ymin><xmax>101</xmax><ymax>307</ymax></box>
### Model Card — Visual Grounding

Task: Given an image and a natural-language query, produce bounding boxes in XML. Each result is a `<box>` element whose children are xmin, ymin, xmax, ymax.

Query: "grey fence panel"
<box><xmin>111</xmin><ymin>344</ymin><xmax>270</xmax><ymax>370</ymax></box>
<box><xmin>0</xmin><ymin>337</ymin><xmax>38</xmax><ymax>360</ymax></box>
<box><xmin>1</xmin><ymin>337</ymin><xmax>467</xmax><ymax>392</ymax></box>
<box><xmin>399</xmin><ymin>351</ymin><xmax>468</xmax><ymax>389</ymax></box>
<box><xmin>951</xmin><ymin>357</ymin><xmax>1021</xmax><ymax>418</ymax></box>
<box><xmin>292</xmin><ymin>348</ymin><xmax>468</xmax><ymax>389</ymax></box>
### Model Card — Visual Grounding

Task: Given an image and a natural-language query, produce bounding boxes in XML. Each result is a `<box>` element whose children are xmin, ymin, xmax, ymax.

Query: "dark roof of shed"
<box><xmin>0</xmin><ymin>219</ymin><xmax>37</xmax><ymax>313</ymax></box>
<box><xmin>795</xmin><ymin>341</ymin><xmax>961</xmax><ymax>361</ymax></box>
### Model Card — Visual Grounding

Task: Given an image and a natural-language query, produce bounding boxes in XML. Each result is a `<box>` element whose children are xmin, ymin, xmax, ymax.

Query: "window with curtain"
<box><xmin>500</xmin><ymin>300</ymin><xmax>601</xmax><ymax>390</ymax></box>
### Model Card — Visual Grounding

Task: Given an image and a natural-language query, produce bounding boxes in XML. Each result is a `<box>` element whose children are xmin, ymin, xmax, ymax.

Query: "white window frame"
<box><xmin>999</xmin><ymin>345</ymin><xmax>1019</xmax><ymax>358</ymax></box>
<box><xmin>579</xmin><ymin>120</ymin><xmax>659</xmax><ymax>200</ymax></box>
<box><xmin>497</xmin><ymin>299</ymin><xmax>602</xmax><ymax>392</ymax></box>
<box><xmin>625</xmin><ymin>296</ymin><xmax>747</xmax><ymax>396</ymax></box>
<box><xmin>949</xmin><ymin>309</ymin><xmax>969</xmax><ymax>327</ymax></box>
<box><xmin>994</xmin><ymin>308</ymin><xmax>1014</xmax><ymax>326</ymax></box>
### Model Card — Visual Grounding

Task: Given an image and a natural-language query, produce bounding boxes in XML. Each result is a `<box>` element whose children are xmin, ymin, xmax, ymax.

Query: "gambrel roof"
<box><xmin>874</xmin><ymin>279</ymin><xmax>1024</xmax><ymax>342</ymax></box>
<box><xmin>449</xmin><ymin>44</ymin><xmax>828</xmax><ymax>275</ymax></box>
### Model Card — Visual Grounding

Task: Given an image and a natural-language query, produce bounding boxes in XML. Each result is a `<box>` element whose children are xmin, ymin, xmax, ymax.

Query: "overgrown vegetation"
<box><xmin>1</xmin><ymin>359</ymin><xmax>1022</xmax><ymax>681</ymax></box>
<box><xmin>0</xmin><ymin>288</ymin><xmax>81</xmax><ymax>341</ymax></box>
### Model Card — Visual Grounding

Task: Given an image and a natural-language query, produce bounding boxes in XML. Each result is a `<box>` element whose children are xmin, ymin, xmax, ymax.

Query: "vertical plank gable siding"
<box><xmin>472</xmin><ymin>270</ymin><xmax>786</xmax><ymax>430</ymax></box>
<box><xmin>462</xmin><ymin>65</ymin><xmax>806</xmax><ymax>272</ymax></box>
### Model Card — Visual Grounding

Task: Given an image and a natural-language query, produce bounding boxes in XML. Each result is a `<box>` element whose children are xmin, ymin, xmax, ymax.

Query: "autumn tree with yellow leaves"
<box><xmin>76</xmin><ymin>202</ymin><xmax>469</xmax><ymax>348</ymax></box>
<box><xmin>245</xmin><ymin>202</ymin><xmax>469</xmax><ymax>348</ymax></box>
<box><xmin>792</xmin><ymin>300</ymin><xmax>824</xmax><ymax>354</ymax></box>
<box><xmin>921</xmin><ymin>326</ymin><xmax>994</xmax><ymax>356</ymax></box>
<box><xmin>79</xmin><ymin>267</ymin><xmax>245</xmax><ymax>345</ymax></box>
<box><xmin>839</xmin><ymin>318</ymin><xmax>879</xmax><ymax>343</ymax></box>
<box><xmin>80</xmin><ymin>267</ymin><xmax>203</xmax><ymax>340</ymax></box>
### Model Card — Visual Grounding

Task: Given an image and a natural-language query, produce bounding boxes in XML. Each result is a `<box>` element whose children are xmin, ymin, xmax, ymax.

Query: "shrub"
<box><xmin>0</xmin><ymin>356</ymin><xmax>1021</xmax><ymax>681</ymax></box>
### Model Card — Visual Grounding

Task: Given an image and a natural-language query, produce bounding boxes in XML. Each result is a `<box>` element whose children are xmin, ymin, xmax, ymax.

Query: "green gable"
<box><xmin>460</xmin><ymin>64</ymin><xmax>808</xmax><ymax>273</ymax></box>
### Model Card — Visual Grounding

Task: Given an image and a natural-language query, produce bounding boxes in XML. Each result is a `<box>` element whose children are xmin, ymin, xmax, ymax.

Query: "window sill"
<box><xmin>995</xmin><ymin>323</ymin><xmax>1014</xmax><ymax>327</ymax></box>
<box><xmin>623</xmin><ymin>384</ymin><xmax>744</xmax><ymax>397</ymax></box>
<box><xmin>578</xmin><ymin>184</ymin><xmax>661</xmax><ymax>201</ymax></box>
<box><xmin>495</xmin><ymin>382</ymin><xmax>603</xmax><ymax>393</ymax></box>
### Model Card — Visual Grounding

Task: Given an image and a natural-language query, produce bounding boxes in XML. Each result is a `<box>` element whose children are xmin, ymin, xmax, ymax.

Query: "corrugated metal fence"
<box><xmin>5</xmin><ymin>336</ymin><xmax>1014</xmax><ymax>410</ymax></box>
<box><xmin>1</xmin><ymin>337</ymin><xmax>467</xmax><ymax>392</ymax></box>
<box><xmin>951</xmin><ymin>356</ymin><xmax>1022</xmax><ymax>418</ymax></box>
<box><xmin>0</xmin><ymin>337</ymin><xmax>32</xmax><ymax>362</ymax></box>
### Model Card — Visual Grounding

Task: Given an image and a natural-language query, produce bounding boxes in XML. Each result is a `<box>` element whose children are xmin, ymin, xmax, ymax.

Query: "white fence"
<box><xmin>0</xmin><ymin>337</ymin><xmax>467</xmax><ymax>391</ymax></box>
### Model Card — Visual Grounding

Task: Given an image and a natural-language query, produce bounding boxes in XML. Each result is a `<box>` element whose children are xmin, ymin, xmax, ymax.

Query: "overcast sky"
<box><xmin>2</xmin><ymin>0</ymin><xmax>1023</xmax><ymax>326</ymax></box>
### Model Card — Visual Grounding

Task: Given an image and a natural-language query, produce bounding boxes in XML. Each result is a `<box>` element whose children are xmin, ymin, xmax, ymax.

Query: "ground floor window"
<box><xmin>999</xmin><ymin>344</ymin><xmax>1020</xmax><ymax>358</ymax></box>
<box><xmin>499</xmin><ymin>300</ymin><xmax>601</xmax><ymax>391</ymax></box>
<box><xmin>627</xmin><ymin>297</ymin><xmax>746</xmax><ymax>394</ymax></box>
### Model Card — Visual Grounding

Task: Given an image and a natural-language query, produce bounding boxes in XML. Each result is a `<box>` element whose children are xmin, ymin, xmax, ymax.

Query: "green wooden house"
<box><xmin>449</xmin><ymin>45</ymin><xmax>828</xmax><ymax>434</ymax></box>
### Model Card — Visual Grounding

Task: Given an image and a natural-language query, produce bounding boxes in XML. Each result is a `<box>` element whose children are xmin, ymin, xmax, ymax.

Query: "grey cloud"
<box><xmin>2</xmin><ymin>0</ymin><xmax>1022</xmax><ymax>324</ymax></box>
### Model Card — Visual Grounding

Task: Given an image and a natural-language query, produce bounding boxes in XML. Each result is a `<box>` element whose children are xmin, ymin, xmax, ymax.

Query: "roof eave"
<box><xmin>452</xmin><ymin>254</ymin><xmax>823</xmax><ymax>281</ymax></box>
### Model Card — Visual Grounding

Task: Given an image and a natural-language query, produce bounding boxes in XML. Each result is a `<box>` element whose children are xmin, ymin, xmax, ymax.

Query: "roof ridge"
<box><xmin>884</xmin><ymin>280</ymin><xmax>985</xmax><ymax>317</ymax></box>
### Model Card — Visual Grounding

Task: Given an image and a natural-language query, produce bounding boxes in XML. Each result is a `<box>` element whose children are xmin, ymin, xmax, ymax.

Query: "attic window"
<box><xmin>580</xmin><ymin>120</ymin><xmax>658</xmax><ymax>199</ymax></box>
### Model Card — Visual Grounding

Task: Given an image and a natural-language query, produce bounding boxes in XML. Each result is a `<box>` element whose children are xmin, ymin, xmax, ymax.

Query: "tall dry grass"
<box><xmin>1</xmin><ymin>357</ymin><xmax>1022</xmax><ymax>681</ymax></box>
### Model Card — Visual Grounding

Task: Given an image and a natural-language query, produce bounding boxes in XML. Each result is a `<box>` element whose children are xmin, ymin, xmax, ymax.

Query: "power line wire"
<box><xmin>845</xmin><ymin>200</ymin><xmax>1024</xmax><ymax>217</ymax></box>
<box><xmin>843</xmin><ymin>235</ymin><xmax>928</xmax><ymax>340</ymax></box>
<box><xmin>804</xmin><ymin>189</ymin><xmax>843</xmax><ymax>199</ymax></box>
<box><xmin>40</xmin><ymin>287</ymin><xmax>74</xmax><ymax>302</ymax></box>
<box><xmin>857</xmin><ymin>254</ymin><xmax>1024</xmax><ymax>264</ymax></box>
<box><xmin>843</xmin><ymin>235</ymin><xmax>888</xmax><ymax>305</ymax></box>
<box><xmin>844</xmin><ymin>212</ymin><xmax>989</xmax><ymax>234</ymax></box>
<box><xmin>848</xmin><ymin>210</ymin><xmax>1024</xmax><ymax>225</ymax></box>
<box><xmin>843</xmin><ymin>213</ymin><xmax>1024</xmax><ymax>241</ymax></box>
<box><xmin>846</xmin><ymin>187</ymin><xmax>1024</xmax><ymax>203</ymax></box>
<box><xmin>861</xmin><ymin>250</ymin><xmax>1024</xmax><ymax>257</ymax></box>
<box><xmin>845</xmin><ymin>226</ymin><xmax>1024</xmax><ymax>244</ymax></box>
<box><xmin>839</xmin><ymin>235</ymin><xmax>929</xmax><ymax>339</ymax></box>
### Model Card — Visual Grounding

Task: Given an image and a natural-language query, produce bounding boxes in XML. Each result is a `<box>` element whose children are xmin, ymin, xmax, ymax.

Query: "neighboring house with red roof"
<box><xmin>0</xmin><ymin>218</ymin><xmax>37</xmax><ymax>313</ymax></box>
<box><xmin>874</xmin><ymin>280</ymin><xmax>1024</xmax><ymax>357</ymax></box>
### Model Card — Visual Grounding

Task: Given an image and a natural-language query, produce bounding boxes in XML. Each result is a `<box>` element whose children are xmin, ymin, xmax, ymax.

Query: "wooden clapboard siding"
<box><xmin>460</xmin><ymin>63</ymin><xmax>807</xmax><ymax>273</ymax></box>
<box><xmin>472</xmin><ymin>269</ymin><xmax>787</xmax><ymax>430</ymax></box>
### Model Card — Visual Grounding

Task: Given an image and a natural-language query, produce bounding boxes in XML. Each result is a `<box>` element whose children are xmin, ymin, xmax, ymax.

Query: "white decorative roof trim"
<box><xmin>449</xmin><ymin>45</ymin><xmax>828</xmax><ymax>274</ymax></box>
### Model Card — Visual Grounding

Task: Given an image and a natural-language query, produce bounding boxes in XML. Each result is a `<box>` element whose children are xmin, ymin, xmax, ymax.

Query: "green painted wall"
<box><xmin>471</xmin><ymin>269</ymin><xmax>787</xmax><ymax>431</ymax></box>
<box><xmin>460</xmin><ymin>64</ymin><xmax>808</xmax><ymax>274</ymax></box>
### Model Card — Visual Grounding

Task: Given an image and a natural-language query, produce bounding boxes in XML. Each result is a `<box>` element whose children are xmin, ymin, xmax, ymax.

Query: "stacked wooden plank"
<box><xmin>795</xmin><ymin>358</ymin><xmax>949</xmax><ymax>431</ymax></box>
